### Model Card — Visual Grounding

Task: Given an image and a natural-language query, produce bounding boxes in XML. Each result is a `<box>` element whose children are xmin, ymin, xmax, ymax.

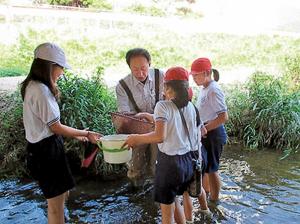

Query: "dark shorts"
<box><xmin>202</xmin><ymin>125</ymin><xmax>227</xmax><ymax>173</ymax></box>
<box><xmin>154</xmin><ymin>150</ymin><xmax>194</xmax><ymax>205</ymax></box>
<box><xmin>26</xmin><ymin>135</ymin><xmax>75</xmax><ymax>199</ymax></box>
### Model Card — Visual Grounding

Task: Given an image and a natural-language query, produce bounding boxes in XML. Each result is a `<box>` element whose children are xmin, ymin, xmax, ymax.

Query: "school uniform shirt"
<box><xmin>23</xmin><ymin>80</ymin><xmax>60</xmax><ymax>143</ymax></box>
<box><xmin>116</xmin><ymin>68</ymin><xmax>164</xmax><ymax>113</ymax></box>
<box><xmin>154</xmin><ymin>101</ymin><xmax>201</xmax><ymax>156</ymax></box>
<box><xmin>196</xmin><ymin>81</ymin><xmax>227</xmax><ymax>123</ymax></box>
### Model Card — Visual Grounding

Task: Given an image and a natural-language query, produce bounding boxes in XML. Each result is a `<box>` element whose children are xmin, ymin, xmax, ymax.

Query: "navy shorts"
<box><xmin>26</xmin><ymin>135</ymin><xmax>75</xmax><ymax>199</ymax></box>
<box><xmin>202</xmin><ymin>125</ymin><xmax>227</xmax><ymax>173</ymax></box>
<box><xmin>154</xmin><ymin>150</ymin><xmax>194</xmax><ymax>205</ymax></box>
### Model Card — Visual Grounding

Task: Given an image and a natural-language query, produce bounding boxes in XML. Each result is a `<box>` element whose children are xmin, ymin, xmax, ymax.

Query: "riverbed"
<box><xmin>0</xmin><ymin>146</ymin><xmax>299</xmax><ymax>223</ymax></box>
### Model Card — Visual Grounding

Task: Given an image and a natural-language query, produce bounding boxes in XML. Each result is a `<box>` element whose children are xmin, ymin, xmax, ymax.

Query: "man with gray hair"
<box><xmin>116</xmin><ymin>48</ymin><xmax>164</xmax><ymax>187</ymax></box>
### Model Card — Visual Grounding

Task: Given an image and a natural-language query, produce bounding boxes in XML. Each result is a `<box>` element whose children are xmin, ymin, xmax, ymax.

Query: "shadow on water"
<box><xmin>0</xmin><ymin>145</ymin><xmax>299</xmax><ymax>223</ymax></box>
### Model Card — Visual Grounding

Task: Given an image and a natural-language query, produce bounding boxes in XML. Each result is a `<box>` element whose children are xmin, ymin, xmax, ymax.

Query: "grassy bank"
<box><xmin>0</xmin><ymin>71</ymin><xmax>126</xmax><ymax>177</ymax></box>
<box><xmin>226</xmin><ymin>54</ymin><xmax>300</xmax><ymax>158</ymax></box>
<box><xmin>1</xmin><ymin>27</ymin><xmax>300</xmax><ymax>78</ymax></box>
<box><xmin>1</xmin><ymin>57</ymin><xmax>299</xmax><ymax>177</ymax></box>
<box><xmin>0</xmin><ymin>13</ymin><xmax>299</xmax><ymax>176</ymax></box>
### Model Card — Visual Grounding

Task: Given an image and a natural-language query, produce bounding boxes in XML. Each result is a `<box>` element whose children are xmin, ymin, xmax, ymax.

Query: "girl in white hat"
<box><xmin>21</xmin><ymin>43</ymin><xmax>101</xmax><ymax>224</ymax></box>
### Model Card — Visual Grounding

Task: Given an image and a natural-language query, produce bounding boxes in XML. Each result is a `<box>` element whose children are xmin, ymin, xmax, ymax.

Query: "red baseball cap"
<box><xmin>190</xmin><ymin>57</ymin><xmax>212</xmax><ymax>75</ymax></box>
<box><xmin>164</xmin><ymin>66</ymin><xmax>189</xmax><ymax>82</ymax></box>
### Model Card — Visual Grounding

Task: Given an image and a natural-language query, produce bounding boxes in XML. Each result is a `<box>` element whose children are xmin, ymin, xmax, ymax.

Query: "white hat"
<box><xmin>34</xmin><ymin>42</ymin><xmax>71</xmax><ymax>69</ymax></box>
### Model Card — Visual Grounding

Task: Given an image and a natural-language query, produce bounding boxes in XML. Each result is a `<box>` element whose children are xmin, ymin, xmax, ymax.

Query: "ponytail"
<box><xmin>212</xmin><ymin>68</ymin><xmax>220</xmax><ymax>82</ymax></box>
<box><xmin>212</xmin><ymin>69</ymin><xmax>219</xmax><ymax>82</ymax></box>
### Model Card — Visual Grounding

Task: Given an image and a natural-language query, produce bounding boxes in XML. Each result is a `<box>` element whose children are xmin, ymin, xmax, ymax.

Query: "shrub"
<box><xmin>282</xmin><ymin>54</ymin><xmax>300</xmax><ymax>92</ymax></box>
<box><xmin>0</xmin><ymin>70</ymin><xmax>125</xmax><ymax>177</ymax></box>
<box><xmin>58</xmin><ymin>69</ymin><xmax>125</xmax><ymax>176</ymax></box>
<box><xmin>0</xmin><ymin>91</ymin><xmax>26</xmax><ymax>177</ymax></box>
<box><xmin>226</xmin><ymin>70</ymin><xmax>300</xmax><ymax>158</ymax></box>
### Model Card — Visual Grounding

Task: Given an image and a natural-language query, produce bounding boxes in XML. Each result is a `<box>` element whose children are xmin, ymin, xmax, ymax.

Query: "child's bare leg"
<box><xmin>174</xmin><ymin>197</ymin><xmax>186</xmax><ymax>224</ymax></box>
<box><xmin>183</xmin><ymin>191</ymin><xmax>193</xmax><ymax>222</ymax></box>
<box><xmin>203</xmin><ymin>173</ymin><xmax>210</xmax><ymax>195</ymax></box>
<box><xmin>161</xmin><ymin>202</ymin><xmax>176</xmax><ymax>224</ymax></box>
<box><xmin>197</xmin><ymin>187</ymin><xmax>209</xmax><ymax>210</ymax></box>
<box><xmin>209</xmin><ymin>171</ymin><xmax>221</xmax><ymax>201</ymax></box>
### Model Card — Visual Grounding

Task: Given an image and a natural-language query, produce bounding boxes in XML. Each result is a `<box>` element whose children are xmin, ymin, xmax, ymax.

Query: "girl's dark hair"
<box><xmin>21</xmin><ymin>58</ymin><xmax>60</xmax><ymax>100</ymax></box>
<box><xmin>165</xmin><ymin>80</ymin><xmax>189</xmax><ymax>108</ymax></box>
<box><xmin>212</xmin><ymin>69</ymin><xmax>219</xmax><ymax>82</ymax></box>
<box><xmin>125</xmin><ymin>48</ymin><xmax>151</xmax><ymax>67</ymax></box>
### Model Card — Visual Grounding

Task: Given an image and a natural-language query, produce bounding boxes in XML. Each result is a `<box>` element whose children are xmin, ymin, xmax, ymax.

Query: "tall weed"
<box><xmin>0</xmin><ymin>70</ymin><xmax>124</xmax><ymax>177</ymax></box>
<box><xmin>226</xmin><ymin>68</ymin><xmax>300</xmax><ymax>158</ymax></box>
<box><xmin>58</xmin><ymin>70</ymin><xmax>125</xmax><ymax>176</ymax></box>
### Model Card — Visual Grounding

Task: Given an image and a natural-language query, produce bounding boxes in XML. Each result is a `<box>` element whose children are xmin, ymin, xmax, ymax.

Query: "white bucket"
<box><xmin>98</xmin><ymin>134</ymin><xmax>132</xmax><ymax>164</ymax></box>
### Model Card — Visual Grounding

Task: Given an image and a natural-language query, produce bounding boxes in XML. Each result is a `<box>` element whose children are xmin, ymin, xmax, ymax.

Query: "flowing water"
<box><xmin>0</xmin><ymin>146</ymin><xmax>299</xmax><ymax>223</ymax></box>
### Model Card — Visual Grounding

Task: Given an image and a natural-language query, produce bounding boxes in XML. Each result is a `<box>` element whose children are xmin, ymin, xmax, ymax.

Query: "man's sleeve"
<box><xmin>116</xmin><ymin>82</ymin><xmax>132</xmax><ymax>113</ymax></box>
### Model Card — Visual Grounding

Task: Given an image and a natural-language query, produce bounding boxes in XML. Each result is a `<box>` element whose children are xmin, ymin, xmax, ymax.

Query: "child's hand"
<box><xmin>87</xmin><ymin>131</ymin><xmax>102</xmax><ymax>144</ymax></box>
<box><xmin>75</xmin><ymin>136</ymin><xmax>89</xmax><ymax>142</ymax></box>
<box><xmin>134</xmin><ymin>112</ymin><xmax>154</xmax><ymax>123</ymax></box>
<box><xmin>122</xmin><ymin>134</ymin><xmax>140</xmax><ymax>148</ymax></box>
<box><xmin>201</xmin><ymin>126</ymin><xmax>207</xmax><ymax>137</ymax></box>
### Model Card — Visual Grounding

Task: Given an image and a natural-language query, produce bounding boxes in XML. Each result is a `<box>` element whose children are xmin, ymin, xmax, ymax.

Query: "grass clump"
<box><xmin>0</xmin><ymin>70</ymin><xmax>125</xmax><ymax>177</ymax></box>
<box><xmin>226</xmin><ymin>55</ymin><xmax>300</xmax><ymax>158</ymax></box>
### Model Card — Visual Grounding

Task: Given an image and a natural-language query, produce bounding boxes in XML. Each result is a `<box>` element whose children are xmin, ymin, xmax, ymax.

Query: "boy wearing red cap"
<box><xmin>190</xmin><ymin>57</ymin><xmax>228</xmax><ymax>204</ymax></box>
<box><xmin>124</xmin><ymin>67</ymin><xmax>207</xmax><ymax>224</ymax></box>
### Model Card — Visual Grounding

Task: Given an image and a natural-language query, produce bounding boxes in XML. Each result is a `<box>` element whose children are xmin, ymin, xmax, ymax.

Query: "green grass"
<box><xmin>0</xmin><ymin>15</ymin><xmax>299</xmax><ymax>177</ymax></box>
<box><xmin>125</xmin><ymin>4</ymin><xmax>166</xmax><ymax>17</ymax></box>
<box><xmin>0</xmin><ymin>26</ymin><xmax>299</xmax><ymax>78</ymax></box>
<box><xmin>225</xmin><ymin>56</ymin><xmax>300</xmax><ymax>158</ymax></box>
<box><xmin>0</xmin><ymin>91</ymin><xmax>26</xmax><ymax>177</ymax></box>
<box><xmin>0</xmin><ymin>71</ymin><xmax>125</xmax><ymax>177</ymax></box>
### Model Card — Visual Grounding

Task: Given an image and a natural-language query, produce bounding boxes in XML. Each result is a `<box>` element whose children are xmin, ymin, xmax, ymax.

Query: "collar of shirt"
<box><xmin>131</xmin><ymin>70</ymin><xmax>153</xmax><ymax>87</ymax></box>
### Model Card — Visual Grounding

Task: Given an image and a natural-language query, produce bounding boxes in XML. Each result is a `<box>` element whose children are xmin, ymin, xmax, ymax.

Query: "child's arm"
<box><xmin>201</xmin><ymin>125</ymin><xmax>207</xmax><ymax>137</ymax></box>
<box><xmin>50</xmin><ymin>121</ymin><xmax>101</xmax><ymax>144</ymax></box>
<box><xmin>123</xmin><ymin>120</ymin><xmax>166</xmax><ymax>148</ymax></box>
<box><xmin>205</xmin><ymin>112</ymin><xmax>228</xmax><ymax>132</ymax></box>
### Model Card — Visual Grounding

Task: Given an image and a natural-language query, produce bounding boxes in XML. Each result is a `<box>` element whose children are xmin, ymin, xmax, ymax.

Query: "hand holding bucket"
<box><xmin>97</xmin><ymin>134</ymin><xmax>132</xmax><ymax>164</ymax></box>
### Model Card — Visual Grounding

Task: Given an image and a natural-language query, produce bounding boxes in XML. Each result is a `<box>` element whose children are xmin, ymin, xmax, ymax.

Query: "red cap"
<box><xmin>188</xmin><ymin>87</ymin><xmax>193</xmax><ymax>100</ymax></box>
<box><xmin>164</xmin><ymin>66</ymin><xmax>189</xmax><ymax>82</ymax></box>
<box><xmin>190</xmin><ymin>57</ymin><xmax>212</xmax><ymax>74</ymax></box>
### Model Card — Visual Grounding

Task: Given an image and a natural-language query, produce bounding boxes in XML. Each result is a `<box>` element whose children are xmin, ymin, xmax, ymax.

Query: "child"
<box><xmin>190</xmin><ymin>57</ymin><xmax>228</xmax><ymax>204</ymax></box>
<box><xmin>124</xmin><ymin>66</ymin><xmax>203</xmax><ymax>224</ymax></box>
<box><xmin>21</xmin><ymin>43</ymin><xmax>101</xmax><ymax>224</ymax></box>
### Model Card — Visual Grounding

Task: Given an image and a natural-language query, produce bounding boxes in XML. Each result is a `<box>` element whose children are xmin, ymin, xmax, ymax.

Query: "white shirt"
<box><xmin>116</xmin><ymin>68</ymin><xmax>164</xmax><ymax>113</ymax></box>
<box><xmin>23</xmin><ymin>81</ymin><xmax>60</xmax><ymax>143</ymax></box>
<box><xmin>154</xmin><ymin>101</ymin><xmax>201</xmax><ymax>156</ymax></box>
<box><xmin>196</xmin><ymin>81</ymin><xmax>227</xmax><ymax>123</ymax></box>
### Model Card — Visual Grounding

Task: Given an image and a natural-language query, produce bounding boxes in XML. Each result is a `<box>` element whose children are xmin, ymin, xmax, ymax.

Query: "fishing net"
<box><xmin>110</xmin><ymin>112</ymin><xmax>154</xmax><ymax>134</ymax></box>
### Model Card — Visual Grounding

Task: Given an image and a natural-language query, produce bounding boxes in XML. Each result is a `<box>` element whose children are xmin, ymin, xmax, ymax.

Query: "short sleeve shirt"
<box><xmin>154</xmin><ymin>101</ymin><xmax>201</xmax><ymax>156</ymax></box>
<box><xmin>115</xmin><ymin>68</ymin><xmax>164</xmax><ymax>113</ymax></box>
<box><xmin>196</xmin><ymin>81</ymin><xmax>227</xmax><ymax>123</ymax></box>
<box><xmin>23</xmin><ymin>81</ymin><xmax>60</xmax><ymax>143</ymax></box>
